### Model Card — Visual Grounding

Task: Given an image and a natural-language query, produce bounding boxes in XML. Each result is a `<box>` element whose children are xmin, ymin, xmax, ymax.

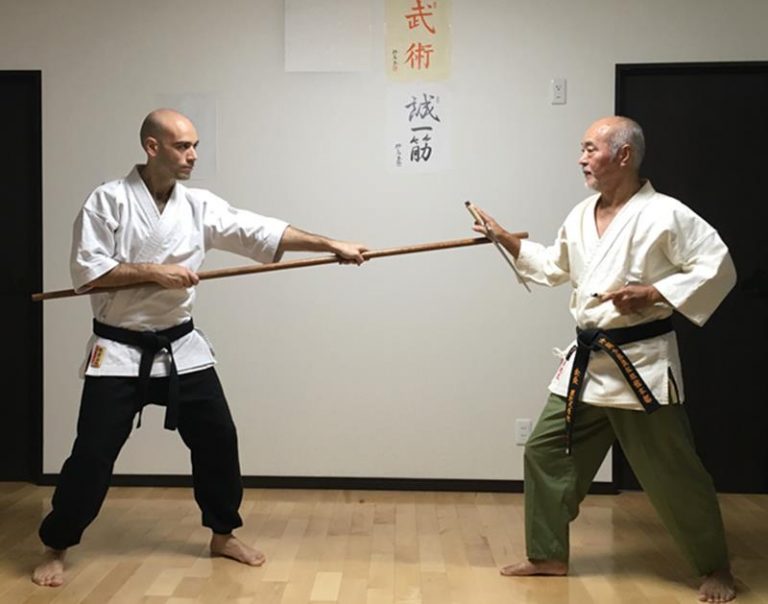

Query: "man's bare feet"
<box><xmin>500</xmin><ymin>559</ymin><xmax>568</xmax><ymax>576</ymax></box>
<box><xmin>31</xmin><ymin>548</ymin><xmax>66</xmax><ymax>587</ymax></box>
<box><xmin>698</xmin><ymin>567</ymin><xmax>736</xmax><ymax>602</ymax></box>
<box><xmin>209</xmin><ymin>533</ymin><xmax>265</xmax><ymax>567</ymax></box>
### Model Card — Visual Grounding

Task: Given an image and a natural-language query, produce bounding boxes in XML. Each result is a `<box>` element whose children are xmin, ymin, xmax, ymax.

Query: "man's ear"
<box><xmin>618</xmin><ymin>144</ymin><xmax>633</xmax><ymax>167</ymax></box>
<box><xmin>144</xmin><ymin>136</ymin><xmax>159</xmax><ymax>157</ymax></box>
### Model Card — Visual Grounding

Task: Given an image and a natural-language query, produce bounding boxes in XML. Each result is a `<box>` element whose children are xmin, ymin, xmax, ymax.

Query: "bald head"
<box><xmin>139</xmin><ymin>109</ymin><xmax>195</xmax><ymax>152</ymax></box>
<box><xmin>138</xmin><ymin>108</ymin><xmax>199</xmax><ymax>183</ymax></box>
<box><xmin>589</xmin><ymin>116</ymin><xmax>645</xmax><ymax>170</ymax></box>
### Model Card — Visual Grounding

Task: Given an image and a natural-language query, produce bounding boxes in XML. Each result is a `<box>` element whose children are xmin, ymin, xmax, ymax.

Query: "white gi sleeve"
<box><xmin>515</xmin><ymin>224</ymin><xmax>571</xmax><ymax>287</ymax></box>
<box><xmin>652</xmin><ymin>205</ymin><xmax>737</xmax><ymax>326</ymax></box>
<box><xmin>70</xmin><ymin>197</ymin><xmax>120</xmax><ymax>293</ymax></box>
<box><xmin>201</xmin><ymin>193</ymin><xmax>289</xmax><ymax>264</ymax></box>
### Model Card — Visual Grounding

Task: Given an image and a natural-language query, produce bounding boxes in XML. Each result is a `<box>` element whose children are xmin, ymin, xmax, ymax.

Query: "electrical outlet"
<box><xmin>515</xmin><ymin>418</ymin><xmax>533</xmax><ymax>445</ymax></box>
<box><xmin>550</xmin><ymin>78</ymin><xmax>567</xmax><ymax>105</ymax></box>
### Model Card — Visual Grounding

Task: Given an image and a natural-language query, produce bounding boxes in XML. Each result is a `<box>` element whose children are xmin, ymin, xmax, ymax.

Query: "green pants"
<box><xmin>524</xmin><ymin>394</ymin><xmax>729</xmax><ymax>575</ymax></box>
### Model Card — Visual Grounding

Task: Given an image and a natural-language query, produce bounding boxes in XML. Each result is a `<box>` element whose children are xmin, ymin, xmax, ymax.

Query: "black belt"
<box><xmin>564</xmin><ymin>318</ymin><xmax>674</xmax><ymax>455</ymax></box>
<box><xmin>92</xmin><ymin>319</ymin><xmax>195</xmax><ymax>430</ymax></box>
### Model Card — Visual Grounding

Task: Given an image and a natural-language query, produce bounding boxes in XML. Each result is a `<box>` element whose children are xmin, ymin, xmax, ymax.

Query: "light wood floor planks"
<box><xmin>0</xmin><ymin>483</ymin><xmax>766</xmax><ymax>603</ymax></box>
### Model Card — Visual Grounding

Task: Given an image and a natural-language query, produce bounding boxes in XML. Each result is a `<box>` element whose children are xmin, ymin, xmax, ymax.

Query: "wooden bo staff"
<box><xmin>31</xmin><ymin>234</ymin><xmax>529</xmax><ymax>302</ymax></box>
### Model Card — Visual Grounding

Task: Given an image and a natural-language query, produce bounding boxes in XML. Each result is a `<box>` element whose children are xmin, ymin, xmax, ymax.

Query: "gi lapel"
<box><xmin>128</xmin><ymin>170</ymin><xmax>186</xmax><ymax>264</ymax></box>
<box><xmin>578</xmin><ymin>181</ymin><xmax>655</xmax><ymax>290</ymax></box>
<box><xmin>99</xmin><ymin>168</ymin><xmax>194</xmax><ymax>327</ymax></box>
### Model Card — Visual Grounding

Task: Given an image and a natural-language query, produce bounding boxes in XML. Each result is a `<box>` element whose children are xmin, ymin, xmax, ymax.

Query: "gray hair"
<box><xmin>608</xmin><ymin>117</ymin><xmax>645</xmax><ymax>169</ymax></box>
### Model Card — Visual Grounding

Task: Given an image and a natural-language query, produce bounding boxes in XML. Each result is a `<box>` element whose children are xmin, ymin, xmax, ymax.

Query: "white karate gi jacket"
<box><xmin>515</xmin><ymin>181</ymin><xmax>736</xmax><ymax>410</ymax></box>
<box><xmin>71</xmin><ymin>166</ymin><xmax>288</xmax><ymax>377</ymax></box>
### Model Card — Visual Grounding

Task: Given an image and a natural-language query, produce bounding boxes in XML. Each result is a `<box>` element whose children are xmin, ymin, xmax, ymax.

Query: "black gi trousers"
<box><xmin>39</xmin><ymin>368</ymin><xmax>243</xmax><ymax>550</ymax></box>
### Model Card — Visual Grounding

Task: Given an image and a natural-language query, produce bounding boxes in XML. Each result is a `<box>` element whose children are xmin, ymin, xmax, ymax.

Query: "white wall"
<box><xmin>2</xmin><ymin>0</ymin><xmax>766</xmax><ymax>481</ymax></box>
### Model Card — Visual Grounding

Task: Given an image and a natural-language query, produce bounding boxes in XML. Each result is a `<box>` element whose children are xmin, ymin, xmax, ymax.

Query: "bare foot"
<box><xmin>500</xmin><ymin>559</ymin><xmax>568</xmax><ymax>576</ymax></box>
<box><xmin>31</xmin><ymin>548</ymin><xmax>66</xmax><ymax>587</ymax></box>
<box><xmin>209</xmin><ymin>533</ymin><xmax>265</xmax><ymax>566</ymax></box>
<box><xmin>698</xmin><ymin>567</ymin><xmax>736</xmax><ymax>602</ymax></box>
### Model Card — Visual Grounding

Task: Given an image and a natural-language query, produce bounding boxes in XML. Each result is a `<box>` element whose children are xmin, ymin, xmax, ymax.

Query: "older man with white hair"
<box><xmin>470</xmin><ymin>116</ymin><xmax>736</xmax><ymax>602</ymax></box>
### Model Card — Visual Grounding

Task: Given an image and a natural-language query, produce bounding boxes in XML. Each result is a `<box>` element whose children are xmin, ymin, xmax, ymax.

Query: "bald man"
<box><xmin>470</xmin><ymin>117</ymin><xmax>736</xmax><ymax>602</ymax></box>
<box><xmin>32</xmin><ymin>109</ymin><xmax>368</xmax><ymax>587</ymax></box>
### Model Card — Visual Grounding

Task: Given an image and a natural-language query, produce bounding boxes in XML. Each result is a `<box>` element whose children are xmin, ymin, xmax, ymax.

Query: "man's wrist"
<box><xmin>498</xmin><ymin>229</ymin><xmax>521</xmax><ymax>259</ymax></box>
<box><xmin>647</xmin><ymin>285</ymin><xmax>663</xmax><ymax>304</ymax></box>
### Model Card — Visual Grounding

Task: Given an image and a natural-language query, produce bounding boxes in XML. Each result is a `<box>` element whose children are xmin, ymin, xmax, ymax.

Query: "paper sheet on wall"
<box><xmin>285</xmin><ymin>0</ymin><xmax>372</xmax><ymax>72</ymax></box>
<box><xmin>386</xmin><ymin>0</ymin><xmax>451</xmax><ymax>81</ymax></box>
<box><xmin>156</xmin><ymin>94</ymin><xmax>217</xmax><ymax>181</ymax></box>
<box><xmin>387</xmin><ymin>84</ymin><xmax>450</xmax><ymax>172</ymax></box>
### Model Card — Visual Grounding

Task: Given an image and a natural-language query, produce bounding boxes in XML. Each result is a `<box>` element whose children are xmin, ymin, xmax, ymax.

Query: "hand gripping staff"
<box><xmin>464</xmin><ymin>201</ymin><xmax>531</xmax><ymax>292</ymax></box>
<box><xmin>32</xmin><ymin>233</ymin><xmax>529</xmax><ymax>302</ymax></box>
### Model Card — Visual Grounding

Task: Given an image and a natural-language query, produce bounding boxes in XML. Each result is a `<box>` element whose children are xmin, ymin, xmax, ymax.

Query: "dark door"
<box><xmin>0</xmin><ymin>71</ymin><xmax>42</xmax><ymax>481</ymax></box>
<box><xmin>614</xmin><ymin>62</ymin><xmax>768</xmax><ymax>493</ymax></box>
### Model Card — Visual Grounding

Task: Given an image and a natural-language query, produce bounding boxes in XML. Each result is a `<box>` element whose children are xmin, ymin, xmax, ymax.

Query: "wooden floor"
<box><xmin>0</xmin><ymin>484</ymin><xmax>766</xmax><ymax>603</ymax></box>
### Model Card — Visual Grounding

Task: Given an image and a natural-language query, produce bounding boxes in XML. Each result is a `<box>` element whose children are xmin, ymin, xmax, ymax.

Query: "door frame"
<box><xmin>0</xmin><ymin>70</ymin><xmax>42</xmax><ymax>482</ymax></box>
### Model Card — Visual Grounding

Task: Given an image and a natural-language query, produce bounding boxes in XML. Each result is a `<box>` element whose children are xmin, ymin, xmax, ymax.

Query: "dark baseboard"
<box><xmin>38</xmin><ymin>474</ymin><xmax>618</xmax><ymax>494</ymax></box>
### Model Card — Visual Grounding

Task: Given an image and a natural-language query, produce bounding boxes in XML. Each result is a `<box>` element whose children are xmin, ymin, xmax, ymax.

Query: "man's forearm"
<box><xmin>276</xmin><ymin>225</ymin><xmax>367</xmax><ymax>264</ymax></box>
<box><xmin>86</xmin><ymin>263</ymin><xmax>199</xmax><ymax>290</ymax></box>
<box><xmin>277</xmin><ymin>226</ymin><xmax>338</xmax><ymax>254</ymax></box>
<box><xmin>87</xmin><ymin>264</ymin><xmax>161</xmax><ymax>288</ymax></box>
<box><xmin>495</xmin><ymin>229</ymin><xmax>522</xmax><ymax>259</ymax></box>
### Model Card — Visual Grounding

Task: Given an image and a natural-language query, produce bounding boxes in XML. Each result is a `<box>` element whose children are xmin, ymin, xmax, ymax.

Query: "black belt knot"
<box><xmin>576</xmin><ymin>327</ymin><xmax>602</xmax><ymax>350</ymax></box>
<box><xmin>564</xmin><ymin>318</ymin><xmax>673</xmax><ymax>455</ymax></box>
<box><xmin>92</xmin><ymin>319</ymin><xmax>195</xmax><ymax>431</ymax></box>
<box><xmin>138</xmin><ymin>331</ymin><xmax>171</xmax><ymax>352</ymax></box>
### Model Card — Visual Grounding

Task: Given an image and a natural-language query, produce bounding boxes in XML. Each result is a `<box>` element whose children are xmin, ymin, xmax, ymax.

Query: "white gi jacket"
<box><xmin>71</xmin><ymin>166</ymin><xmax>288</xmax><ymax>378</ymax></box>
<box><xmin>515</xmin><ymin>180</ymin><xmax>736</xmax><ymax>410</ymax></box>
